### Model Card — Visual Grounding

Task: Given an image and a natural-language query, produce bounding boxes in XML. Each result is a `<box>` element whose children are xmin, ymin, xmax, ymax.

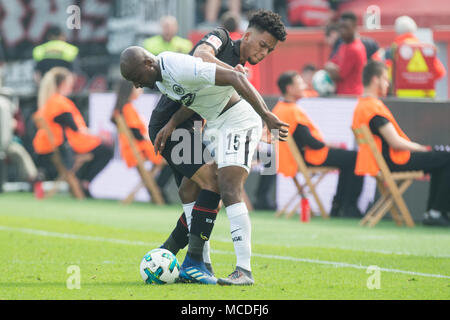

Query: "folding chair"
<box><xmin>275</xmin><ymin>136</ymin><xmax>335</xmax><ymax>219</ymax></box>
<box><xmin>352</xmin><ymin>124</ymin><xmax>424</xmax><ymax>227</ymax></box>
<box><xmin>121</xmin><ymin>163</ymin><xmax>164</xmax><ymax>204</ymax></box>
<box><xmin>113</xmin><ymin>113</ymin><xmax>165</xmax><ymax>205</ymax></box>
<box><xmin>33</xmin><ymin>113</ymin><xmax>89</xmax><ymax>199</ymax></box>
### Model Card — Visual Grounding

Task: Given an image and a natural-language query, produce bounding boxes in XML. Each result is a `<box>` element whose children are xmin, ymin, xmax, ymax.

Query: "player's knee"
<box><xmin>220</xmin><ymin>180</ymin><xmax>242</xmax><ymax>206</ymax></box>
<box><xmin>199</xmin><ymin>180</ymin><xmax>219</xmax><ymax>194</ymax></box>
<box><xmin>178</xmin><ymin>180</ymin><xmax>200</xmax><ymax>203</ymax></box>
<box><xmin>178</xmin><ymin>187</ymin><xmax>193</xmax><ymax>203</ymax></box>
<box><xmin>192</xmin><ymin>163</ymin><xmax>219</xmax><ymax>194</ymax></box>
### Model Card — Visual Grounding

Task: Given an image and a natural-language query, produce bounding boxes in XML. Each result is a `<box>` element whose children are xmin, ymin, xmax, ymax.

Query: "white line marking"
<box><xmin>1</xmin><ymin>225</ymin><xmax>449</xmax><ymax>279</ymax></box>
<box><xmin>212</xmin><ymin>236</ymin><xmax>450</xmax><ymax>258</ymax></box>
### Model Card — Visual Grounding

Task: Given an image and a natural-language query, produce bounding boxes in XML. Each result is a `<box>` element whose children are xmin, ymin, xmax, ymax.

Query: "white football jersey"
<box><xmin>155</xmin><ymin>51</ymin><xmax>235</xmax><ymax>121</ymax></box>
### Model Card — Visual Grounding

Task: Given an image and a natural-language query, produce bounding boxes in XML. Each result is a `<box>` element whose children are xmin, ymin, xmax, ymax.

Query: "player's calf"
<box><xmin>218</xmin><ymin>166</ymin><xmax>253</xmax><ymax>277</ymax></box>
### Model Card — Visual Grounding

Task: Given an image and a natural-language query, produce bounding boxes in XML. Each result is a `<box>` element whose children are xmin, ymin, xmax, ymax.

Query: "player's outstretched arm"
<box><xmin>194</xmin><ymin>44</ymin><xmax>236</xmax><ymax>72</ymax></box>
<box><xmin>214</xmin><ymin>66</ymin><xmax>289</xmax><ymax>141</ymax></box>
<box><xmin>194</xmin><ymin>44</ymin><xmax>248</xmax><ymax>76</ymax></box>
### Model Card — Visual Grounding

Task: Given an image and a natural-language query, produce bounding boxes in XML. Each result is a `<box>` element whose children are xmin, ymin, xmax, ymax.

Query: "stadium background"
<box><xmin>0</xmin><ymin>0</ymin><xmax>449</xmax><ymax>221</ymax></box>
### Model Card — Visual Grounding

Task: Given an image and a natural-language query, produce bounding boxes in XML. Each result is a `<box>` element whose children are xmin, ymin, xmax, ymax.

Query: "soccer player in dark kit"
<box><xmin>120</xmin><ymin>10</ymin><xmax>287</xmax><ymax>285</ymax></box>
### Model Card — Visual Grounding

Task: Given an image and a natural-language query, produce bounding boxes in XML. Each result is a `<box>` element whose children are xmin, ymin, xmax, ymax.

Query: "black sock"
<box><xmin>188</xmin><ymin>190</ymin><xmax>221</xmax><ymax>261</ymax></box>
<box><xmin>187</xmin><ymin>234</ymin><xmax>205</xmax><ymax>262</ymax></box>
<box><xmin>162</xmin><ymin>212</ymin><xmax>189</xmax><ymax>255</ymax></box>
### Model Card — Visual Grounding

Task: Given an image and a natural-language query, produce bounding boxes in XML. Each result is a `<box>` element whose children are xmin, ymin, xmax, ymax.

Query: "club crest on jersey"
<box><xmin>180</xmin><ymin>93</ymin><xmax>196</xmax><ymax>106</ymax></box>
<box><xmin>173</xmin><ymin>84</ymin><xmax>185</xmax><ymax>95</ymax></box>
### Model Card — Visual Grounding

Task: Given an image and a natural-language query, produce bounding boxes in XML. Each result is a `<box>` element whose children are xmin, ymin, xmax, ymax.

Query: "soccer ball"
<box><xmin>139</xmin><ymin>248</ymin><xmax>180</xmax><ymax>284</ymax></box>
<box><xmin>312</xmin><ymin>69</ymin><xmax>336</xmax><ymax>96</ymax></box>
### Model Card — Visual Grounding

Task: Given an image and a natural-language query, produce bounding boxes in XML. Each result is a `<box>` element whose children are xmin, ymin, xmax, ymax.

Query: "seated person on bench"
<box><xmin>273</xmin><ymin>71</ymin><xmax>363</xmax><ymax>217</ymax></box>
<box><xmin>111</xmin><ymin>80</ymin><xmax>172</xmax><ymax>202</ymax></box>
<box><xmin>33</xmin><ymin>67</ymin><xmax>113</xmax><ymax>197</ymax></box>
<box><xmin>112</xmin><ymin>80</ymin><xmax>163</xmax><ymax>168</ymax></box>
<box><xmin>352</xmin><ymin>60</ymin><xmax>450</xmax><ymax>226</ymax></box>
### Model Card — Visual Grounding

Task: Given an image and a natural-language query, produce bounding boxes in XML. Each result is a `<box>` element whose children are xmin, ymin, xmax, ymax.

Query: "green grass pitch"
<box><xmin>0</xmin><ymin>192</ymin><xmax>449</xmax><ymax>300</ymax></box>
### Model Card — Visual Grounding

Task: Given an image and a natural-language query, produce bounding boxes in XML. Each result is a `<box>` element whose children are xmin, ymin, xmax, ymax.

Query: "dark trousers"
<box><xmin>155</xmin><ymin>165</ymin><xmax>174</xmax><ymax>203</ymax></box>
<box><xmin>36</xmin><ymin>143</ymin><xmax>73</xmax><ymax>180</ymax></box>
<box><xmin>387</xmin><ymin>151</ymin><xmax>450</xmax><ymax>212</ymax></box>
<box><xmin>156</xmin><ymin>165</ymin><xmax>173</xmax><ymax>188</ymax></box>
<box><xmin>76</xmin><ymin>143</ymin><xmax>113</xmax><ymax>182</ymax></box>
<box><xmin>307</xmin><ymin>148</ymin><xmax>363</xmax><ymax>207</ymax></box>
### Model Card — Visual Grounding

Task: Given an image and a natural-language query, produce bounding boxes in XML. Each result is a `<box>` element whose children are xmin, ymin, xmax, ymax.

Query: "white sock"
<box><xmin>182</xmin><ymin>202</ymin><xmax>195</xmax><ymax>231</ymax></box>
<box><xmin>225</xmin><ymin>202</ymin><xmax>251</xmax><ymax>271</ymax></box>
<box><xmin>203</xmin><ymin>240</ymin><xmax>211</xmax><ymax>264</ymax></box>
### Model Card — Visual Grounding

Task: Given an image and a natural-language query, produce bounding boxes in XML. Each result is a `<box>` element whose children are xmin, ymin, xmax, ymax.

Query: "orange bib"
<box><xmin>32</xmin><ymin>94</ymin><xmax>68</xmax><ymax>155</ymax></box>
<box><xmin>118</xmin><ymin>103</ymin><xmax>162</xmax><ymax>167</ymax></box>
<box><xmin>352</xmin><ymin>96</ymin><xmax>411</xmax><ymax>176</ymax></box>
<box><xmin>60</xmin><ymin>95</ymin><xmax>101</xmax><ymax>154</ymax></box>
<box><xmin>273</xmin><ymin>100</ymin><xmax>329</xmax><ymax>177</ymax></box>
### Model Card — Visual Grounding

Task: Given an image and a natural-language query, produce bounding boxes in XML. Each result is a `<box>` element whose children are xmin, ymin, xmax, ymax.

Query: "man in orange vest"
<box><xmin>352</xmin><ymin>60</ymin><xmax>450</xmax><ymax>226</ymax></box>
<box><xmin>273</xmin><ymin>71</ymin><xmax>363</xmax><ymax>217</ymax></box>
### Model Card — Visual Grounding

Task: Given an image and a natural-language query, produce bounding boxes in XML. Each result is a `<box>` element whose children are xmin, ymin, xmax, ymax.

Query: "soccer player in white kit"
<box><xmin>120</xmin><ymin>12</ymin><xmax>287</xmax><ymax>285</ymax></box>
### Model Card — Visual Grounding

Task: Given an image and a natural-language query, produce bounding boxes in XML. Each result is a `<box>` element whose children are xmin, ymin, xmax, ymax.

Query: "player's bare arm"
<box><xmin>378</xmin><ymin>122</ymin><xmax>428</xmax><ymax>152</ymax></box>
<box><xmin>154</xmin><ymin>106</ymin><xmax>195</xmax><ymax>154</ymax></box>
<box><xmin>194</xmin><ymin>44</ymin><xmax>248</xmax><ymax>75</ymax></box>
<box><xmin>214</xmin><ymin>65</ymin><xmax>289</xmax><ymax>141</ymax></box>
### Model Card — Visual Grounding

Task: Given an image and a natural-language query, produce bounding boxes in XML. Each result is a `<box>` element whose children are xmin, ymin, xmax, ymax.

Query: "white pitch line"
<box><xmin>212</xmin><ymin>236</ymin><xmax>450</xmax><ymax>258</ymax></box>
<box><xmin>213</xmin><ymin>250</ymin><xmax>450</xmax><ymax>279</ymax></box>
<box><xmin>1</xmin><ymin>225</ymin><xmax>449</xmax><ymax>280</ymax></box>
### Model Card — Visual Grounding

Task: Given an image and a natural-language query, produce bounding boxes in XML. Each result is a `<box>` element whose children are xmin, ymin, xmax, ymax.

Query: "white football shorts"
<box><xmin>203</xmin><ymin>99</ymin><xmax>263</xmax><ymax>172</ymax></box>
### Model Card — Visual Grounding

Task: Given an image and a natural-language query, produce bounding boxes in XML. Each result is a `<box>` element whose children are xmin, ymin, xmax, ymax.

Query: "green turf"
<box><xmin>0</xmin><ymin>192</ymin><xmax>449</xmax><ymax>300</ymax></box>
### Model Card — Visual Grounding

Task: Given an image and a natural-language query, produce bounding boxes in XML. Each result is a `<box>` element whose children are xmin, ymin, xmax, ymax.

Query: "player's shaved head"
<box><xmin>120</xmin><ymin>46</ymin><xmax>147</xmax><ymax>80</ymax></box>
<box><xmin>120</xmin><ymin>46</ymin><xmax>161</xmax><ymax>89</ymax></box>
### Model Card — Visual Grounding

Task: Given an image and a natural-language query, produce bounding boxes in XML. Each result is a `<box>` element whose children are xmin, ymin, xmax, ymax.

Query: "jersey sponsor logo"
<box><xmin>180</xmin><ymin>93</ymin><xmax>196</xmax><ymax>106</ymax></box>
<box><xmin>206</xmin><ymin>35</ymin><xmax>223</xmax><ymax>51</ymax></box>
<box><xmin>173</xmin><ymin>84</ymin><xmax>185</xmax><ymax>95</ymax></box>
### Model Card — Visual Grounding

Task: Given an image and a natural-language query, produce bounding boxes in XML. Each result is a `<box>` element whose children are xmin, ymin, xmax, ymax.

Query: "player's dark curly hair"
<box><xmin>248</xmin><ymin>9</ymin><xmax>287</xmax><ymax>42</ymax></box>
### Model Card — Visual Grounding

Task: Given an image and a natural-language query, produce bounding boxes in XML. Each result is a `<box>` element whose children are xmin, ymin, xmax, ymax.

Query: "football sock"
<box><xmin>203</xmin><ymin>240</ymin><xmax>214</xmax><ymax>274</ymax></box>
<box><xmin>225</xmin><ymin>202</ymin><xmax>252</xmax><ymax>272</ymax></box>
<box><xmin>161</xmin><ymin>202</ymin><xmax>194</xmax><ymax>255</ymax></box>
<box><xmin>183</xmin><ymin>202</ymin><xmax>195</xmax><ymax>230</ymax></box>
<box><xmin>186</xmin><ymin>234</ymin><xmax>205</xmax><ymax>262</ymax></box>
<box><xmin>162</xmin><ymin>212</ymin><xmax>189</xmax><ymax>255</ymax></box>
<box><xmin>187</xmin><ymin>190</ymin><xmax>220</xmax><ymax>262</ymax></box>
<box><xmin>203</xmin><ymin>240</ymin><xmax>212</xmax><ymax>264</ymax></box>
